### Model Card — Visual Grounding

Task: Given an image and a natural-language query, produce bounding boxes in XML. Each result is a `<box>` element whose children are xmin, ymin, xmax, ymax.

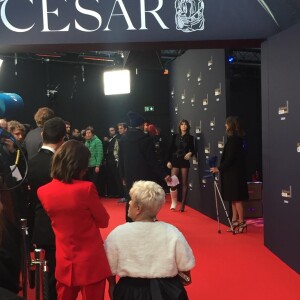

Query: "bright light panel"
<box><xmin>0</xmin><ymin>59</ymin><xmax>3</xmax><ymax>68</ymax></box>
<box><xmin>103</xmin><ymin>69</ymin><xmax>130</xmax><ymax>95</ymax></box>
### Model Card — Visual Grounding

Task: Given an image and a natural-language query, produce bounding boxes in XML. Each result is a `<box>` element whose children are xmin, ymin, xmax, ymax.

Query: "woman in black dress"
<box><xmin>167</xmin><ymin>120</ymin><xmax>195</xmax><ymax>212</ymax></box>
<box><xmin>210</xmin><ymin>116</ymin><xmax>248</xmax><ymax>233</ymax></box>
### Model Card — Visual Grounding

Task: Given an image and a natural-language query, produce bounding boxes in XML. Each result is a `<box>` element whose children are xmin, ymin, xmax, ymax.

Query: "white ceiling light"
<box><xmin>103</xmin><ymin>69</ymin><xmax>130</xmax><ymax>96</ymax></box>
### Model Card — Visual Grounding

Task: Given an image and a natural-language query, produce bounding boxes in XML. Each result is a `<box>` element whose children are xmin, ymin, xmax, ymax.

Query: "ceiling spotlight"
<box><xmin>228</xmin><ymin>56</ymin><xmax>234</xmax><ymax>63</ymax></box>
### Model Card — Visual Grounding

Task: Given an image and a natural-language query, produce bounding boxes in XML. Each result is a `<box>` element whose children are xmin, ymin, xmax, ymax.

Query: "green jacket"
<box><xmin>85</xmin><ymin>135</ymin><xmax>103</xmax><ymax>167</ymax></box>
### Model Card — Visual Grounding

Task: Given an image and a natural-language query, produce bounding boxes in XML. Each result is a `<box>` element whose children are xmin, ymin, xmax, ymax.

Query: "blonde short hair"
<box><xmin>7</xmin><ymin>120</ymin><xmax>25</xmax><ymax>133</ymax></box>
<box><xmin>129</xmin><ymin>181</ymin><xmax>165</xmax><ymax>217</ymax></box>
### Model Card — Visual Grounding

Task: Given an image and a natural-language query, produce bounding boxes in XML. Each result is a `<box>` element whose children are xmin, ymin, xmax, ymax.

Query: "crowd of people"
<box><xmin>0</xmin><ymin>107</ymin><xmax>198</xmax><ymax>300</ymax></box>
<box><xmin>0</xmin><ymin>106</ymin><xmax>249</xmax><ymax>300</ymax></box>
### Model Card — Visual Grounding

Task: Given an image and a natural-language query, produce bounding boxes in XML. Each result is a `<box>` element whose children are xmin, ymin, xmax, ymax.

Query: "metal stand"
<box><xmin>213</xmin><ymin>177</ymin><xmax>235</xmax><ymax>234</ymax></box>
<box><xmin>20</xmin><ymin>219</ymin><xmax>31</xmax><ymax>300</ymax></box>
<box><xmin>32</xmin><ymin>249</ymin><xmax>49</xmax><ymax>300</ymax></box>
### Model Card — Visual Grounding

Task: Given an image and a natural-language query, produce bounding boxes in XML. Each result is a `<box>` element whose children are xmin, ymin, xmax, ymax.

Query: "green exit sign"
<box><xmin>144</xmin><ymin>106</ymin><xmax>155</xmax><ymax>112</ymax></box>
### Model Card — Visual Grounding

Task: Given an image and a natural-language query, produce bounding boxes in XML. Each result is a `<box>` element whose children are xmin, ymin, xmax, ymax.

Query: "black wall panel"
<box><xmin>262</xmin><ymin>23</ymin><xmax>300</xmax><ymax>274</ymax></box>
<box><xmin>226</xmin><ymin>65</ymin><xmax>262</xmax><ymax>180</ymax></box>
<box><xmin>169</xmin><ymin>49</ymin><xmax>229</xmax><ymax>222</ymax></box>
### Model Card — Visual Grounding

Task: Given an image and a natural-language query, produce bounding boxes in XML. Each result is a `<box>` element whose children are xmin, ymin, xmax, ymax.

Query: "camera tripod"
<box><xmin>213</xmin><ymin>176</ymin><xmax>235</xmax><ymax>234</ymax></box>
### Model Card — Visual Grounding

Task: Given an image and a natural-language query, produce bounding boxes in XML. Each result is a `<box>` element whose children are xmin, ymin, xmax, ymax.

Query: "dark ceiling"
<box><xmin>0</xmin><ymin>50</ymin><xmax>188</xmax><ymax>70</ymax></box>
<box><xmin>0</xmin><ymin>48</ymin><xmax>262</xmax><ymax>72</ymax></box>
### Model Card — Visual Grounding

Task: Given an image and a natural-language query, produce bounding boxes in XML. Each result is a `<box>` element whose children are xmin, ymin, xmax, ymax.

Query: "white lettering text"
<box><xmin>140</xmin><ymin>0</ymin><xmax>169</xmax><ymax>30</ymax></box>
<box><xmin>75</xmin><ymin>0</ymin><xmax>102</xmax><ymax>32</ymax></box>
<box><xmin>0</xmin><ymin>0</ymin><xmax>34</xmax><ymax>32</ymax></box>
<box><xmin>42</xmin><ymin>0</ymin><xmax>70</xmax><ymax>32</ymax></box>
<box><xmin>104</xmin><ymin>0</ymin><xmax>136</xmax><ymax>31</ymax></box>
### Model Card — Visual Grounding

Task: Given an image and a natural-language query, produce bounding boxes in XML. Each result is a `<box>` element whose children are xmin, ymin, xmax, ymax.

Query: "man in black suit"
<box><xmin>25</xmin><ymin>107</ymin><xmax>55</xmax><ymax>160</ymax></box>
<box><xmin>27</xmin><ymin>117</ymin><xmax>66</xmax><ymax>300</ymax></box>
<box><xmin>104</xmin><ymin>126</ymin><xmax>123</xmax><ymax>197</ymax></box>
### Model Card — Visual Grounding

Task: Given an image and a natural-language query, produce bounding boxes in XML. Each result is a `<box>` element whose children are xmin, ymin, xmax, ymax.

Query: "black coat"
<box><xmin>0</xmin><ymin>218</ymin><xmax>22</xmax><ymax>294</ymax></box>
<box><xmin>0</xmin><ymin>287</ymin><xmax>23</xmax><ymax>300</ymax></box>
<box><xmin>119</xmin><ymin>128</ymin><xmax>167</xmax><ymax>190</ymax></box>
<box><xmin>24</xmin><ymin>127</ymin><xmax>43</xmax><ymax>160</ymax></box>
<box><xmin>218</xmin><ymin>135</ymin><xmax>248</xmax><ymax>202</ymax></box>
<box><xmin>27</xmin><ymin>148</ymin><xmax>55</xmax><ymax>247</ymax></box>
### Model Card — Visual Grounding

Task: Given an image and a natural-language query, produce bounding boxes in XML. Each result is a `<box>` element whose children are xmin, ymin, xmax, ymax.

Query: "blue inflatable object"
<box><xmin>0</xmin><ymin>93</ymin><xmax>24</xmax><ymax>118</ymax></box>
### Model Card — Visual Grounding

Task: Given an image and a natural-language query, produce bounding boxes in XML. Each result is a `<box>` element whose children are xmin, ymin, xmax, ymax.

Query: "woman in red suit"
<box><xmin>37</xmin><ymin>140</ymin><xmax>111</xmax><ymax>300</ymax></box>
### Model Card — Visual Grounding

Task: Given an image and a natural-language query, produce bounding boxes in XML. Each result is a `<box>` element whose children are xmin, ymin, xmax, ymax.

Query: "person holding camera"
<box><xmin>167</xmin><ymin>120</ymin><xmax>195</xmax><ymax>212</ymax></box>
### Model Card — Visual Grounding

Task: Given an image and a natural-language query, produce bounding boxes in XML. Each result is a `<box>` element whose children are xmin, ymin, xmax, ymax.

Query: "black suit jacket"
<box><xmin>24</xmin><ymin>127</ymin><xmax>43</xmax><ymax>160</ymax></box>
<box><xmin>27</xmin><ymin>148</ymin><xmax>55</xmax><ymax>247</ymax></box>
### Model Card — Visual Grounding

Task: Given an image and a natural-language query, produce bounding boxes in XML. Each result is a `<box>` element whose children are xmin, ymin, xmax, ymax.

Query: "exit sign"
<box><xmin>144</xmin><ymin>106</ymin><xmax>155</xmax><ymax>112</ymax></box>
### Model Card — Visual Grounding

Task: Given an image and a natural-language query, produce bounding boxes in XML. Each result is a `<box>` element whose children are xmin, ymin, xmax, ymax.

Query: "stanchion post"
<box><xmin>20</xmin><ymin>218</ymin><xmax>29</xmax><ymax>300</ymax></box>
<box><xmin>43</xmin><ymin>261</ymin><xmax>49</xmax><ymax>300</ymax></box>
<box><xmin>33</xmin><ymin>248</ymin><xmax>45</xmax><ymax>300</ymax></box>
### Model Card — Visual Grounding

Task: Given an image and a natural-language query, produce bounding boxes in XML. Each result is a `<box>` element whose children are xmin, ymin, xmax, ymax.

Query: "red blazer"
<box><xmin>37</xmin><ymin>179</ymin><xmax>111</xmax><ymax>287</ymax></box>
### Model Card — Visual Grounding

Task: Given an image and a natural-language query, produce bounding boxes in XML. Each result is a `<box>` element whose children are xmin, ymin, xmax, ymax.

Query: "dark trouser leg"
<box><xmin>180</xmin><ymin>168</ymin><xmax>189</xmax><ymax>212</ymax></box>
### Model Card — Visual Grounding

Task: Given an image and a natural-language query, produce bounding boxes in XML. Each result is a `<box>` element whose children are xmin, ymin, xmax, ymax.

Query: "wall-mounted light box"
<box><xmin>144</xmin><ymin>106</ymin><xmax>154</xmax><ymax>112</ymax></box>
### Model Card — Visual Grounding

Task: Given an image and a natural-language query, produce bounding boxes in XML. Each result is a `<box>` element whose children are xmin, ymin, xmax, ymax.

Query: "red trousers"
<box><xmin>56</xmin><ymin>279</ymin><xmax>106</xmax><ymax>300</ymax></box>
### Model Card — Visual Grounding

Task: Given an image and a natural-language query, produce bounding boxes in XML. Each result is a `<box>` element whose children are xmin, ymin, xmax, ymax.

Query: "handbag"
<box><xmin>177</xmin><ymin>271</ymin><xmax>192</xmax><ymax>286</ymax></box>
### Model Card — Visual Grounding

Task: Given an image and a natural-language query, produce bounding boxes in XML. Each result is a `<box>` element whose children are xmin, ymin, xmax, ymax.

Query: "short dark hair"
<box><xmin>85</xmin><ymin>126</ymin><xmax>94</xmax><ymax>134</ymax></box>
<box><xmin>43</xmin><ymin>117</ymin><xmax>66</xmax><ymax>144</ymax></box>
<box><xmin>51</xmin><ymin>140</ymin><xmax>91</xmax><ymax>183</ymax></box>
<box><xmin>118</xmin><ymin>122</ymin><xmax>128</xmax><ymax>129</ymax></box>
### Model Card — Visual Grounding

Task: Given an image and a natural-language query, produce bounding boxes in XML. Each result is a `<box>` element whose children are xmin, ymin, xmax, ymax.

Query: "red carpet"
<box><xmin>26</xmin><ymin>196</ymin><xmax>300</xmax><ymax>299</ymax></box>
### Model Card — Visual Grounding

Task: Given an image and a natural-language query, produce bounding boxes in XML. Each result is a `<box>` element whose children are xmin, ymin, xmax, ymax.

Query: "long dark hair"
<box><xmin>51</xmin><ymin>140</ymin><xmax>91</xmax><ymax>183</ymax></box>
<box><xmin>226</xmin><ymin>116</ymin><xmax>245</xmax><ymax>137</ymax></box>
<box><xmin>178</xmin><ymin>119</ymin><xmax>191</xmax><ymax>135</ymax></box>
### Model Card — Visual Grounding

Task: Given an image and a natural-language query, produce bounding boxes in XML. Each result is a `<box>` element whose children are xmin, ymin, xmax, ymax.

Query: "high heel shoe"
<box><xmin>179</xmin><ymin>200</ymin><xmax>186</xmax><ymax>212</ymax></box>
<box><xmin>236</xmin><ymin>221</ymin><xmax>247</xmax><ymax>234</ymax></box>
<box><xmin>227</xmin><ymin>220</ymin><xmax>239</xmax><ymax>232</ymax></box>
